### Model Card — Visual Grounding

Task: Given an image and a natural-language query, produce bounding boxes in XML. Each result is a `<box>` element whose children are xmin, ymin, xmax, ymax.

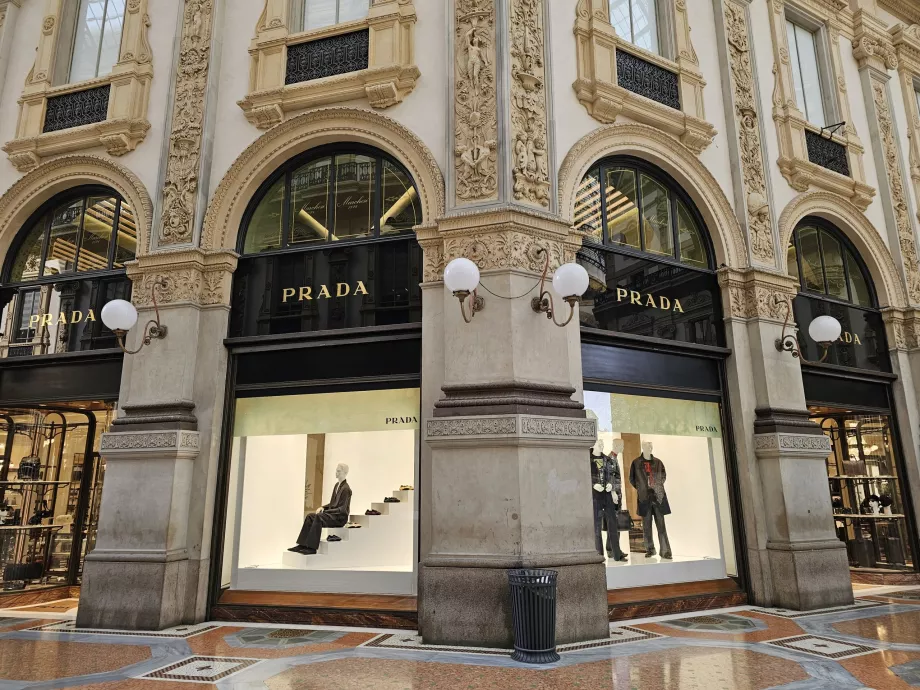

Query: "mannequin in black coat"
<box><xmin>289</xmin><ymin>463</ymin><xmax>352</xmax><ymax>555</ymax></box>
<box><xmin>628</xmin><ymin>441</ymin><xmax>672</xmax><ymax>559</ymax></box>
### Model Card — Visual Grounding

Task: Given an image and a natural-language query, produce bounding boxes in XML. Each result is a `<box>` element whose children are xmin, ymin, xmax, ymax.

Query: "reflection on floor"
<box><xmin>0</xmin><ymin>585</ymin><xmax>918</xmax><ymax>689</ymax></box>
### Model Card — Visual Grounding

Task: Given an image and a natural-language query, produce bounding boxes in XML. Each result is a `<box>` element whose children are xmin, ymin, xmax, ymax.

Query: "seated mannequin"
<box><xmin>288</xmin><ymin>463</ymin><xmax>352</xmax><ymax>555</ymax></box>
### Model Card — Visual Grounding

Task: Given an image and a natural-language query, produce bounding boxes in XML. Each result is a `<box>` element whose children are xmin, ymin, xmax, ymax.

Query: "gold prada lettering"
<box><xmin>27</xmin><ymin>309</ymin><xmax>96</xmax><ymax>328</ymax></box>
<box><xmin>279</xmin><ymin>282</ymin><xmax>372</xmax><ymax>303</ymax></box>
<box><xmin>614</xmin><ymin>289</ymin><xmax>685</xmax><ymax>313</ymax></box>
<box><xmin>86</xmin><ymin>309</ymin><xmax>96</xmax><ymax>322</ymax></box>
<box><xmin>838</xmin><ymin>332</ymin><xmax>862</xmax><ymax>345</ymax></box>
<box><xmin>630</xmin><ymin>291</ymin><xmax>642</xmax><ymax>305</ymax></box>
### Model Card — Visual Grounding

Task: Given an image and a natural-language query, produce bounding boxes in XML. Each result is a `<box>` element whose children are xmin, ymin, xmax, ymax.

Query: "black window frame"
<box><xmin>238</xmin><ymin>144</ymin><xmax>422</xmax><ymax>257</ymax></box>
<box><xmin>577</xmin><ymin>156</ymin><xmax>716</xmax><ymax>273</ymax></box>
<box><xmin>1</xmin><ymin>185</ymin><xmax>134</xmax><ymax>289</ymax></box>
<box><xmin>788</xmin><ymin>216</ymin><xmax>878</xmax><ymax>309</ymax></box>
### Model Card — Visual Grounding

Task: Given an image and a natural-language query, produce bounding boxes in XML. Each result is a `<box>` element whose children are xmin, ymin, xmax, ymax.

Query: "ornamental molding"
<box><xmin>509</xmin><ymin>0</ymin><xmax>550</xmax><ymax>208</ymax></box>
<box><xmin>3</xmin><ymin>0</ymin><xmax>153</xmax><ymax>172</ymax></box>
<box><xmin>125</xmin><ymin>248</ymin><xmax>238</xmax><ymax>308</ymax></box>
<box><xmin>427</xmin><ymin>417</ymin><xmax>518</xmax><ymax>437</ymax></box>
<box><xmin>891</xmin><ymin>26</ymin><xmax>920</xmax><ymax>237</ymax></box>
<box><xmin>0</xmin><ymin>154</ymin><xmax>153</xmax><ymax>262</ymax></box>
<box><xmin>718</xmin><ymin>267</ymin><xmax>798</xmax><ymax>321</ymax></box>
<box><xmin>768</xmin><ymin>0</ymin><xmax>872</xmax><ymax>208</ymax></box>
<box><xmin>419</xmin><ymin>207</ymin><xmax>582</xmax><ymax>282</ymax></box>
<box><xmin>426</xmin><ymin>415</ymin><xmax>596</xmax><ymax>440</ymax></box>
<box><xmin>557</xmin><ymin>122</ymin><xmax>746</xmax><ymax>270</ymax></box>
<box><xmin>881</xmin><ymin>308</ymin><xmax>920</xmax><ymax>351</ymax></box>
<box><xmin>239</xmin><ymin>0</ymin><xmax>419</xmax><ymax>128</ymax></box>
<box><xmin>101</xmin><ymin>430</ymin><xmax>200</xmax><ymax>453</ymax></box>
<box><xmin>880</xmin><ymin>0</ymin><xmax>920</xmax><ymax>26</ymax></box>
<box><xmin>202</xmin><ymin>107</ymin><xmax>444</xmax><ymax>252</ymax></box>
<box><xmin>851</xmin><ymin>10</ymin><xmax>898</xmax><ymax>71</ymax></box>
<box><xmin>158</xmin><ymin>0</ymin><xmax>213</xmax><ymax>247</ymax></box>
<box><xmin>871</xmin><ymin>78</ymin><xmax>920</xmax><ymax>306</ymax></box>
<box><xmin>520</xmin><ymin>417</ymin><xmax>595</xmax><ymax>438</ymax></box>
<box><xmin>454</xmin><ymin>0</ymin><xmax>498</xmax><ymax>204</ymax></box>
<box><xmin>754</xmin><ymin>432</ymin><xmax>832</xmax><ymax>453</ymax></box>
<box><xmin>777</xmin><ymin>191</ymin><xmax>910</xmax><ymax>310</ymax></box>
<box><xmin>572</xmin><ymin>0</ymin><xmax>716</xmax><ymax>153</ymax></box>
<box><xmin>724</xmin><ymin>0</ymin><xmax>776</xmax><ymax>266</ymax></box>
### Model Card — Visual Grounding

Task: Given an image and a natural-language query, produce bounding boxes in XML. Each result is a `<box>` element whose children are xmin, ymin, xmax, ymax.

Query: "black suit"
<box><xmin>296</xmin><ymin>480</ymin><xmax>352</xmax><ymax>550</ymax></box>
<box><xmin>591</xmin><ymin>453</ymin><xmax>626</xmax><ymax>559</ymax></box>
<box><xmin>628</xmin><ymin>456</ymin><xmax>671</xmax><ymax>558</ymax></box>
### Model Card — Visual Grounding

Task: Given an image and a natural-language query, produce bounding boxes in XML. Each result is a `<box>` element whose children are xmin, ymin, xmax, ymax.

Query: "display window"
<box><xmin>584</xmin><ymin>391</ymin><xmax>736</xmax><ymax>588</ymax></box>
<box><xmin>220</xmin><ymin>388</ymin><xmax>419</xmax><ymax>595</ymax></box>
<box><xmin>0</xmin><ymin>403</ymin><xmax>113</xmax><ymax>591</ymax></box>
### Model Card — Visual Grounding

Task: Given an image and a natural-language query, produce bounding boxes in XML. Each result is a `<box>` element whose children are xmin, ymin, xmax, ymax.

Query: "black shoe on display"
<box><xmin>365</xmin><ymin>509</ymin><xmax>381</xmax><ymax>516</ymax></box>
<box><xmin>645</xmin><ymin>548</ymin><xmax>657</xmax><ymax>557</ymax></box>
<box><xmin>610</xmin><ymin>553</ymin><xmax>628</xmax><ymax>562</ymax></box>
<box><xmin>661</xmin><ymin>551</ymin><xmax>673</xmax><ymax>560</ymax></box>
<box><xmin>327</xmin><ymin>535</ymin><xmax>342</xmax><ymax>542</ymax></box>
<box><xmin>301</xmin><ymin>548</ymin><xmax>317</xmax><ymax>555</ymax></box>
<box><xmin>288</xmin><ymin>545</ymin><xmax>311</xmax><ymax>554</ymax></box>
<box><xmin>287</xmin><ymin>545</ymin><xmax>305</xmax><ymax>553</ymax></box>
<box><xmin>384</xmin><ymin>497</ymin><xmax>400</xmax><ymax>503</ymax></box>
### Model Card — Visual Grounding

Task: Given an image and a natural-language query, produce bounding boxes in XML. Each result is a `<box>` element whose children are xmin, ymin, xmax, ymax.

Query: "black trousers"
<box><xmin>593</xmin><ymin>492</ymin><xmax>625</xmax><ymax>559</ymax></box>
<box><xmin>642</xmin><ymin>501</ymin><xmax>671</xmax><ymax>557</ymax></box>
<box><xmin>296</xmin><ymin>511</ymin><xmax>346</xmax><ymax>550</ymax></box>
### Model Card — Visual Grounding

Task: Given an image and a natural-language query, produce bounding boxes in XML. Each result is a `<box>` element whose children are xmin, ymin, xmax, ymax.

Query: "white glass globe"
<box><xmin>808</xmin><ymin>314</ymin><xmax>842</xmax><ymax>344</ymax></box>
<box><xmin>444</xmin><ymin>257</ymin><xmax>481</xmax><ymax>293</ymax></box>
<box><xmin>552</xmin><ymin>262</ymin><xmax>590</xmax><ymax>299</ymax></box>
<box><xmin>101</xmin><ymin>299</ymin><xmax>139</xmax><ymax>332</ymax></box>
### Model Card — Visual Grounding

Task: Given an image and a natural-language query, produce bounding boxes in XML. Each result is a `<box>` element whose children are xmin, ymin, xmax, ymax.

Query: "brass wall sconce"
<box><xmin>774</xmin><ymin>296</ymin><xmax>841</xmax><ymax>363</ymax></box>
<box><xmin>100</xmin><ymin>278</ymin><xmax>169</xmax><ymax>355</ymax></box>
<box><xmin>444</xmin><ymin>257</ymin><xmax>485</xmax><ymax>323</ymax></box>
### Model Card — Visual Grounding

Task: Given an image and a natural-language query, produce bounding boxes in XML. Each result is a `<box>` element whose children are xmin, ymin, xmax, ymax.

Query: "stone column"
<box><xmin>0</xmin><ymin>1</ymin><xmax>21</xmax><ymax>99</ymax></box>
<box><xmin>720</xmin><ymin>269</ymin><xmax>853</xmax><ymax>609</ymax></box>
<box><xmin>78</xmin><ymin>0</ymin><xmax>231</xmax><ymax>630</ymax></box>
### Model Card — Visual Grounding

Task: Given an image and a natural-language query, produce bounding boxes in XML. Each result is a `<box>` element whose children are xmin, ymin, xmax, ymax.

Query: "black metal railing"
<box><xmin>805</xmin><ymin>130</ymin><xmax>850</xmax><ymax>177</ymax></box>
<box><xmin>616</xmin><ymin>49</ymin><xmax>680</xmax><ymax>111</ymax></box>
<box><xmin>286</xmin><ymin>29</ymin><xmax>370</xmax><ymax>85</ymax></box>
<box><xmin>43</xmin><ymin>85</ymin><xmax>111</xmax><ymax>133</ymax></box>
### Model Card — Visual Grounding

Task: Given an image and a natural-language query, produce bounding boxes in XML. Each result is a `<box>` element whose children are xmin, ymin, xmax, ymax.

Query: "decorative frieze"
<box><xmin>881</xmin><ymin>309</ymin><xmax>920</xmax><ymax>352</ymax></box>
<box><xmin>454</xmin><ymin>0</ymin><xmax>498</xmax><ymax>204</ymax></box>
<box><xmin>427</xmin><ymin>415</ymin><xmax>596</xmax><ymax>440</ymax></box>
<box><xmin>158</xmin><ymin>0</ymin><xmax>213</xmax><ymax>246</ymax></box>
<box><xmin>509</xmin><ymin>0</ymin><xmax>550</xmax><ymax>208</ymax></box>
<box><xmin>754</xmin><ymin>433</ymin><xmax>832</xmax><ymax>452</ymax></box>
<box><xmin>724</xmin><ymin>0</ymin><xmax>776</xmax><ymax>266</ymax></box>
<box><xmin>125</xmin><ymin>249</ymin><xmax>238</xmax><ymax>308</ymax></box>
<box><xmin>101</xmin><ymin>430</ymin><xmax>200</xmax><ymax>453</ymax></box>
<box><xmin>718</xmin><ymin>267</ymin><xmax>798</xmax><ymax>321</ymax></box>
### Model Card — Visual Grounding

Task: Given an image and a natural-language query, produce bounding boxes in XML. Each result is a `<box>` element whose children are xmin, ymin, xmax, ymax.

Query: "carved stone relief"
<box><xmin>719</xmin><ymin>268</ymin><xmax>797</xmax><ymax>321</ymax></box>
<box><xmin>159</xmin><ymin>0</ymin><xmax>213</xmax><ymax>246</ymax></box>
<box><xmin>509</xmin><ymin>0</ymin><xmax>550</xmax><ymax>207</ymax></box>
<box><xmin>873</xmin><ymin>80</ymin><xmax>920</xmax><ymax>305</ymax></box>
<box><xmin>454</xmin><ymin>0</ymin><xmax>498</xmax><ymax>204</ymax></box>
<box><xmin>724</xmin><ymin>0</ymin><xmax>775</xmax><ymax>266</ymax></box>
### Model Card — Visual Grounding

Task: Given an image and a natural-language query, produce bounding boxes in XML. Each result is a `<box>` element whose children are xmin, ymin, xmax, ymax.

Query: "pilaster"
<box><xmin>0</xmin><ymin>1</ymin><xmax>22</xmax><ymax>101</ymax></box>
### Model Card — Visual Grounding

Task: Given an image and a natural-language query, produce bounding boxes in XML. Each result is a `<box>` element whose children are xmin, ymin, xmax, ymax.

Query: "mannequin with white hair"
<box><xmin>289</xmin><ymin>463</ymin><xmax>352</xmax><ymax>555</ymax></box>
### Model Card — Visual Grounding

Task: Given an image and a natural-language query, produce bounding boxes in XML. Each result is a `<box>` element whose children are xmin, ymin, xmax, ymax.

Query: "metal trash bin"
<box><xmin>508</xmin><ymin>568</ymin><xmax>560</xmax><ymax>664</ymax></box>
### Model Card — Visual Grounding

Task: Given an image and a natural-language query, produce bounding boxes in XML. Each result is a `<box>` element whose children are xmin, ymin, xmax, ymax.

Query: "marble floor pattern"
<box><xmin>0</xmin><ymin>587</ymin><xmax>918</xmax><ymax>689</ymax></box>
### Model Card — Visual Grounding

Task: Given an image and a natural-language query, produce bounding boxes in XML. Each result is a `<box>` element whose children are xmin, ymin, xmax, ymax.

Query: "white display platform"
<box><xmin>605</xmin><ymin>552</ymin><xmax>726</xmax><ymax>588</ymax></box>
<box><xmin>235</xmin><ymin>564</ymin><xmax>414</xmax><ymax>595</ymax></box>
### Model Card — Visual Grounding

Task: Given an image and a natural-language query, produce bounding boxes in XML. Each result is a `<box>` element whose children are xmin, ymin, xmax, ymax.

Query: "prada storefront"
<box><xmin>573</xmin><ymin>157</ymin><xmax>744</xmax><ymax>593</ymax></box>
<box><xmin>211</xmin><ymin>145</ymin><xmax>424</xmax><ymax>612</ymax></box>
<box><xmin>787</xmin><ymin>219</ymin><xmax>917</xmax><ymax>575</ymax></box>
<box><xmin>0</xmin><ymin>187</ymin><xmax>132</xmax><ymax>596</ymax></box>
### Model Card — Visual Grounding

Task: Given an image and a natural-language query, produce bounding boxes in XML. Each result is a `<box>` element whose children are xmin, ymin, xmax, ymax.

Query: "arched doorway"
<box><xmin>212</xmin><ymin>145</ymin><xmax>424</xmax><ymax>613</ymax></box>
<box><xmin>0</xmin><ymin>187</ymin><xmax>134</xmax><ymax>595</ymax></box>
<box><xmin>574</xmin><ymin>157</ymin><xmax>745</xmax><ymax>599</ymax></box>
<box><xmin>788</xmin><ymin>218</ymin><xmax>917</xmax><ymax>574</ymax></box>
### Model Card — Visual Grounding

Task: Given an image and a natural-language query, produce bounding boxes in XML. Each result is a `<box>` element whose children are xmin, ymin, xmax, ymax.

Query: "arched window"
<box><xmin>787</xmin><ymin>219</ymin><xmax>874</xmax><ymax>308</ymax></box>
<box><xmin>241</xmin><ymin>146</ymin><xmax>422</xmax><ymax>255</ymax></box>
<box><xmin>0</xmin><ymin>187</ymin><xmax>135</xmax><ymax>356</ymax></box>
<box><xmin>575</xmin><ymin>157</ymin><xmax>711</xmax><ymax>269</ymax></box>
<box><xmin>5</xmin><ymin>188</ymin><xmax>137</xmax><ymax>284</ymax></box>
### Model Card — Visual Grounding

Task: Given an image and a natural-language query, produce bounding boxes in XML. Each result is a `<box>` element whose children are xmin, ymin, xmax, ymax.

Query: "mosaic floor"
<box><xmin>0</xmin><ymin>587</ymin><xmax>918</xmax><ymax>689</ymax></box>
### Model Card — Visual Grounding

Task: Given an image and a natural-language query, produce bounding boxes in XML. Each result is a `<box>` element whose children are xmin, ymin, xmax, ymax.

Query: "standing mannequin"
<box><xmin>629</xmin><ymin>441</ymin><xmax>672</xmax><ymax>559</ymax></box>
<box><xmin>591</xmin><ymin>439</ymin><xmax>628</xmax><ymax>561</ymax></box>
<box><xmin>289</xmin><ymin>463</ymin><xmax>352</xmax><ymax>555</ymax></box>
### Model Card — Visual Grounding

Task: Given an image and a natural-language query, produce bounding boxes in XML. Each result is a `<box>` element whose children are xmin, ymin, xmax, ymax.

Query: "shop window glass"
<box><xmin>379</xmin><ymin>160</ymin><xmax>421</xmax><ymax>235</ymax></box>
<box><xmin>9</xmin><ymin>223</ymin><xmax>46</xmax><ymax>283</ymax></box>
<box><xmin>68</xmin><ymin>0</ymin><xmax>126</xmax><ymax>84</ymax></box>
<box><xmin>605</xmin><ymin>168</ymin><xmax>639</xmax><ymax>249</ymax></box>
<box><xmin>787</xmin><ymin>240</ymin><xmax>800</xmax><ymax>282</ymax></box>
<box><xmin>244</xmin><ymin>179</ymin><xmax>285</xmax><ymax>254</ymax></box>
<box><xmin>221</xmin><ymin>388</ymin><xmax>419</xmax><ymax>593</ymax></box>
<box><xmin>291</xmin><ymin>158</ymin><xmax>331</xmax><ymax>245</ymax></box>
<box><xmin>813</xmin><ymin>408</ymin><xmax>913</xmax><ymax>571</ymax></box>
<box><xmin>77</xmin><ymin>196</ymin><xmax>117</xmax><ymax>273</ymax></box>
<box><xmin>45</xmin><ymin>199</ymin><xmax>84</xmax><ymax>277</ymax></box>
<box><xmin>332</xmin><ymin>154</ymin><xmax>374</xmax><ymax>240</ymax></box>
<box><xmin>584</xmin><ymin>391</ymin><xmax>736</xmax><ymax>578</ymax></box>
<box><xmin>609</xmin><ymin>0</ymin><xmax>659</xmax><ymax>54</ymax></box>
<box><xmin>819</xmin><ymin>230</ymin><xmax>848</xmax><ymax>301</ymax></box>
<box><xmin>676</xmin><ymin>200</ymin><xmax>705</xmax><ymax>268</ymax></box>
<box><xmin>640</xmin><ymin>175</ymin><xmax>672</xmax><ymax>258</ymax></box>
<box><xmin>785</xmin><ymin>19</ymin><xmax>827</xmax><ymax>128</ymax></box>
<box><xmin>112</xmin><ymin>200</ymin><xmax>137</xmax><ymax>268</ymax></box>
<box><xmin>575</xmin><ymin>169</ymin><xmax>603</xmax><ymax>243</ymax></box>
<box><xmin>13</xmin><ymin>290</ymin><xmax>42</xmax><ymax>343</ymax></box>
<box><xmin>846</xmin><ymin>251</ymin><xmax>871</xmax><ymax>307</ymax></box>
<box><xmin>797</xmin><ymin>226</ymin><xmax>824</xmax><ymax>292</ymax></box>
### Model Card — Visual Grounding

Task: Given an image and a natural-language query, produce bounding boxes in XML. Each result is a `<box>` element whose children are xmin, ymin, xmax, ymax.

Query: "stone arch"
<box><xmin>558</xmin><ymin>123</ymin><xmax>748</xmax><ymax>270</ymax></box>
<box><xmin>778</xmin><ymin>191</ymin><xmax>908</xmax><ymax>309</ymax></box>
<box><xmin>0</xmin><ymin>155</ymin><xmax>153</xmax><ymax>268</ymax></box>
<box><xmin>202</xmin><ymin>107</ymin><xmax>445</xmax><ymax>252</ymax></box>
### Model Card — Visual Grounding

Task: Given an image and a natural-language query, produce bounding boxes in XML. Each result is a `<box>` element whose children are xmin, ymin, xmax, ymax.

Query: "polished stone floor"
<box><xmin>0</xmin><ymin>587</ymin><xmax>919</xmax><ymax>689</ymax></box>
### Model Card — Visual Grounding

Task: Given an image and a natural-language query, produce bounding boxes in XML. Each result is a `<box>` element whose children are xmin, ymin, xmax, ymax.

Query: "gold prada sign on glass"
<box><xmin>281</xmin><ymin>282</ymin><xmax>370</xmax><ymax>303</ymax></box>
<box><xmin>614</xmin><ymin>288</ymin><xmax>685</xmax><ymax>313</ymax></box>
<box><xmin>29</xmin><ymin>309</ymin><xmax>98</xmax><ymax>328</ymax></box>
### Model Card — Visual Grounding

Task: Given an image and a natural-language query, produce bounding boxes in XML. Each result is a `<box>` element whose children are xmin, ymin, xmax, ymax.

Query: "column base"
<box><xmin>767</xmin><ymin>539</ymin><xmax>854</xmax><ymax>610</ymax></box>
<box><xmin>77</xmin><ymin>552</ymin><xmax>189</xmax><ymax>630</ymax></box>
<box><xmin>418</xmin><ymin>561</ymin><xmax>608</xmax><ymax>647</ymax></box>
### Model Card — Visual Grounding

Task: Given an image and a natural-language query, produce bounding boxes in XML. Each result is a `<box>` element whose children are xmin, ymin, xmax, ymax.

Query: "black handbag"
<box><xmin>616</xmin><ymin>510</ymin><xmax>631</xmax><ymax>531</ymax></box>
<box><xmin>16</xmin><ymin>456</ymin><xmax>41</xmax><ymax>481</ymax></box>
